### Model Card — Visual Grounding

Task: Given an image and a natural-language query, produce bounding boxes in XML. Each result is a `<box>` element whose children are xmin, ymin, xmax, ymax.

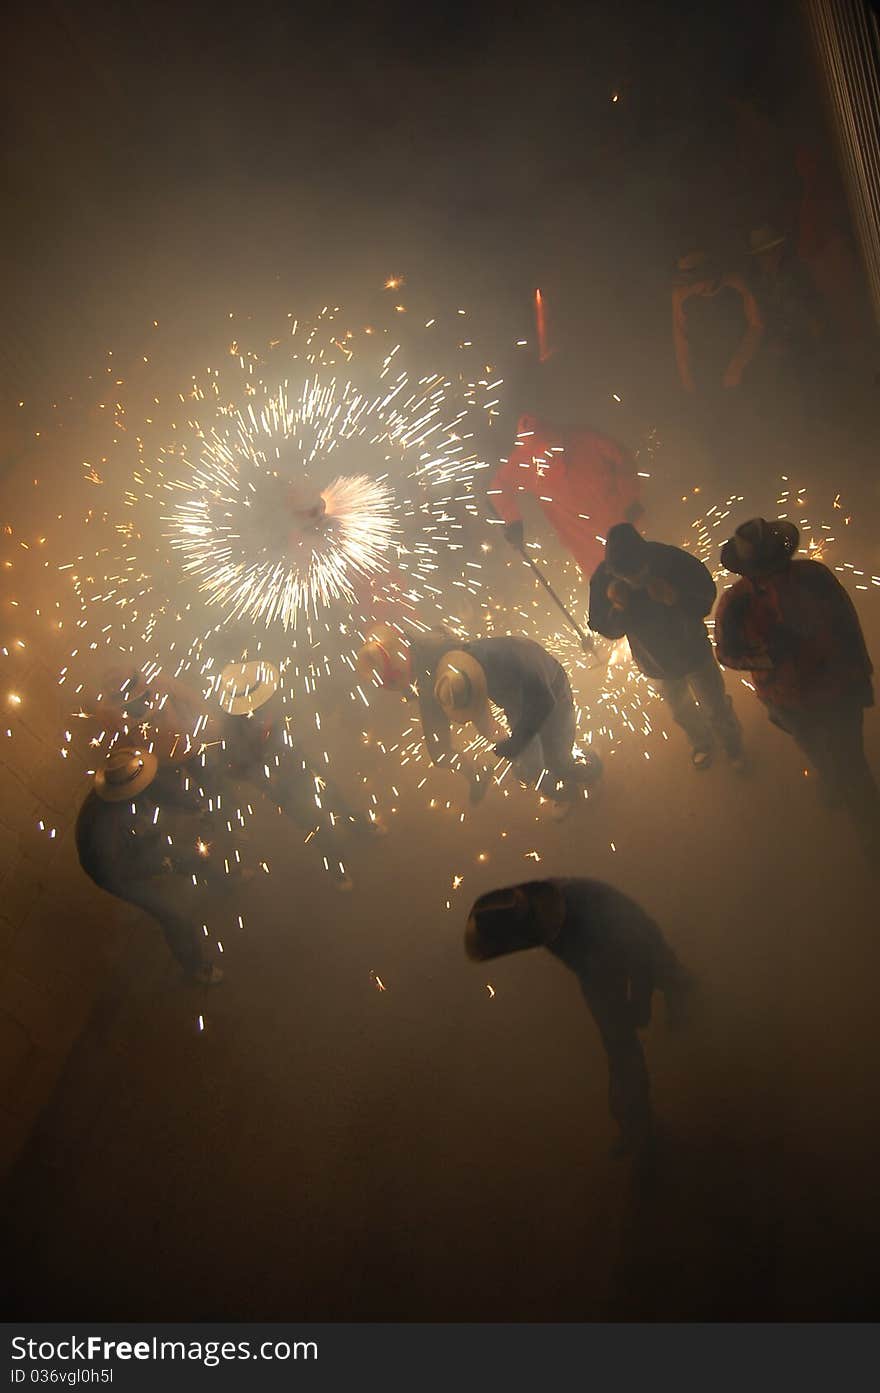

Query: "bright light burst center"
<box><xmin>164</xmin><ymin>379</ymin><xmax>401</xmax><ymax>629</ymax></box>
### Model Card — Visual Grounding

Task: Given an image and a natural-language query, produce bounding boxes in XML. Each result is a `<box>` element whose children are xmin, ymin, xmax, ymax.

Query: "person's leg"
<box><xmin>823</xmin><ymin>704</ymin><xmax>880</xmax><ymax>861</ymax></box>
<box><xmin>539</xmin><ymin>689</ymin><xmax>602</xmax><ymax>801</ymax></box>
<box><xmin>580</xmin><ymin>949</ymin><xmax>653</xmax><ymax>1156</ymax></box>
<box><xmin>687</xmin><ymin>655</ymin><xmax>744</xmax><ymax>759</ymax></box>
<box><xmin>125</xmin><ymin>879</ymin><xmax>216</xmax><ymax>979</ymax></box>
<box><xmin>771</xmin><ymin>706</ymin><xmax>837</xmax><ymax>797</ymax></box>
<box><xmin>655</xmin><ymin>676</ymin><xmax>713</xmax><ymax>759</ymax></box>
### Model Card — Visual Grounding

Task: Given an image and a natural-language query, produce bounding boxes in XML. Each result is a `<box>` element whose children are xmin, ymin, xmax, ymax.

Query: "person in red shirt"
<box><xmin>488</xmin><ymin>414</ymin><xmax>643</xmax><ymax>581</ymax></box>
<box><xmin>715</xmin><ymin>517</ymin><xmax>879</xmax><ymax>861</ymax></box>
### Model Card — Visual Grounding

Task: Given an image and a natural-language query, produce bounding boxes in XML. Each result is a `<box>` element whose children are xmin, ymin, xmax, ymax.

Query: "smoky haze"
<box><xmin>1</xmin><ymin>0</ymin><xmax>879</xmax><ymax>1324</ymax></box>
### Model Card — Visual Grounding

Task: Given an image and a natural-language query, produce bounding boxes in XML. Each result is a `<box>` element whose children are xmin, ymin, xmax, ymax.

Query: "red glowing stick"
<box><xmin>535</xmin><ymin>288</ymin><xmax>552</xmax><ymax>363</ymax></box>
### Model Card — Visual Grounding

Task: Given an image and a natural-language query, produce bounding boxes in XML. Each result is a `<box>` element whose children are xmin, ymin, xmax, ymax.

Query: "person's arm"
<box><xmin>664</xmin><ymin>550</ymin><xmax>717</xmax><ymax>619</ymax></box>
<box><xmin>672</xmin><ymin>285</ymin><xmax>695</xmax><ymax>392</ymax></box>
<box><xmin>588</xmin><ymin>563</ymin><xmax>628</xmax><ymax>639</ymax></box>
<box><xmin>150</xmin><ymin>768</ymin><xmax>203</xmax><ymax>813</ymax></box>
<box><xmin>800</xmin><ymin>563</ymin><xmax>874</xmax><ymax>680</ymax></box>
<box><xmin>723</xmin><ymin>273</ymin><xmax>764</xmax><ymax>387</ymax></box>
<box><xmin>714</xmin><ymin>589</ymin><xmax>771</xmax><ymax>670</ymax></box>
<box><xmin>495</xmin><ymin>671</ymin><xmax>555</xmax><ymax>761</ymax></box>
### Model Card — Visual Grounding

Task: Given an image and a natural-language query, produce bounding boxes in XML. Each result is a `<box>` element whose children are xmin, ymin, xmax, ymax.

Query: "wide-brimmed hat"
<box><xmin>465</xmin><ymin>882</ymin><xmax>566</xmax><ymax>961</ymax></box>
<box><xmin>749</xmin><ymin>224</ymin><xmax>786</xmax><ymax>255</ymax></box>
<box><xmin>217</xmin><ymin>660</ymin><xmax>280</xmax><ymax>716</ymax></box>
<box><xmin>357</xmin><ymin>622</ymin><xmax>412</xmax><ymax>690</ymax></box>
<box><xmin>434</xmin><ymin>651</ymin><xmax>491</xmax><ymax>730</ymax></box>
<box><xmin>720</xmin><ymin>517</ymin><xmax>800</xmax><ymax>577</ymax></box>
<box><xmin>94</xmin><ymin>746</ymin><xmax>159</xmax><ymax>802</ymax></box>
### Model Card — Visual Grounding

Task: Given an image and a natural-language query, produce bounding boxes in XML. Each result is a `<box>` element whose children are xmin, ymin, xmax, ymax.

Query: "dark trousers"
<box><xmin>769</xmin><ymin>699</ymin><xmax>880</xmax><ymax>860</ymax></box>
<box><xmin>655</xmin><ymin>654</ymin><xmax>743</xmax><ymax>758</ymax></box>
<box><xmin>121</xmin><ymin>877</ymin><xmax>211</xmax><ymax>977</ymax></box>
<box><xmin>259</xmin><ymin>758</ymin><xmax>363</xmax><ymax>884</ymax></box>
<box><xmin>574</xmin><ymin>925</ymin><xmax>691</xmax><ymax>1152</ymax></box>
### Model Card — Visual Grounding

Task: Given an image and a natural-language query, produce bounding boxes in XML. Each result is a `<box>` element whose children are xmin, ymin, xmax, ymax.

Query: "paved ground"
<box><xmin>3</xmin><ymin>662</ymin><xmax>879</xmax><ymax>1319</ymax></box>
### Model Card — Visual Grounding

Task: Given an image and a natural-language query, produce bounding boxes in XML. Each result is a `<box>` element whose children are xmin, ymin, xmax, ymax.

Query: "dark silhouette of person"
<box><xmin>716</xmin><ymin>517</ymin><xmax>879</xmax><ymax>864</ymax></box>
<box><xmin>76</xmin><ymin>747</ymin><xmax>222</xmax><ymax>984</ymax></box>
<box><xmin>466</xmin><ymin>879</ymin><xmax>694</xmax><ymax>1158</ymax></box>
<box><xmin>590</xmin><ymin>522</ymin><xmax>743</xmax><ymax>770</ymax></box>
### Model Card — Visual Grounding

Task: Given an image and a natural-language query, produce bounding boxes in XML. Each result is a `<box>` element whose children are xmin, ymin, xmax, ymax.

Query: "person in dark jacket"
<box><xmin>716</xmin><ymin>518</ymin><xmax>879</xmax><ymax>861</ymax></box>
<box><xmin>466</xmin><ymin>879</ymin><xmax>694</xmax><ymax>1158</ymax></box>
<box><xmin>589</xmin><ymin>523</ymin><xmax>743</xmax><ymax>769</ymax></box>
<box><xmin>76</xmin><ymin>747</ymin><xmax>222</xmax><ymax>984</ymax></box>
<box><xmin>358</xmin><ymin>624</ymin><xmax>602</xmax><ymax>811</ymax></box>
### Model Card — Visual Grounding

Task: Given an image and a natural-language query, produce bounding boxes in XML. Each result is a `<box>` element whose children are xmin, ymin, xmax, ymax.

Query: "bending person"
<box><xmin>466</xmin><ymin>879</ymin><xmax>694</xmax><ymax>1159</ymax></box>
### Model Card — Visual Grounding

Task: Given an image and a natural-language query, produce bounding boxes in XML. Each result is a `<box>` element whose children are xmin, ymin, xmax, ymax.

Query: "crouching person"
<box><xmin>76</xmin><ymin>747</ymin><xmax>222</xmax><ymax>985</ymax></box>
<box><xmin>466</xmin><ymin>879</ymin><xmax>694</xmax><ymax>1158</ymax></box>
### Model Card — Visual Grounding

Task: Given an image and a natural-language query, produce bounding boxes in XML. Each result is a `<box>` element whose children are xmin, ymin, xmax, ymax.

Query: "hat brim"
<box><xmin>222</xmin><ymin>683</ymin><xmax>278</xmax><ymax>716</ymax></box>
<box><xmin>466</xmin><ymin>919</ymin><xmax>548</xmax><ymax>961</ymax></box>
<box><xmin>218</xmin><ymin>663</ymin><xmax>279</xmax><ymax>715</ymax></box>
<box><xmin>94</xmin><ymin>749</ymin><xmax>159</xmax><ymax>801</ymax></box>
<box><xmin>435</xmin><ymin>652</ymin><xmax>490</xmax><ymax>726</ymax></box>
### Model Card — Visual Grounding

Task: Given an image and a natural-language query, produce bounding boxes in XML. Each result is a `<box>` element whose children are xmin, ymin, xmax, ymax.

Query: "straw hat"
<box><xmin>749</xmin><ymin>224</ymin><xmax>786</xmax><ymax>255</ymax></box>
<box><xmin>94</xmin><ymin>747</ymin><xmax>159</xmax><ymax>802</ymax></box>
<box><xmin>357</xmin><ymin>623</ymin><xmax>412</xmax><ymax>690</ymax></box>
<box><xmin>217</xmin><ymin>660</ymin><xmax>280</xmax><ymax>716</ymax></box>
<box><xmin>434</xmin><ymin>651</ymin><xmax>491</xmax><ymax>730</ymax></box>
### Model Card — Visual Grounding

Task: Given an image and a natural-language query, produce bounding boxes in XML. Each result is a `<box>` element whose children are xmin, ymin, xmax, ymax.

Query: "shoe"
<box><xmin>575</xmin><ymin>750</ymin><xmax>603</xmax><ymax>786</ymax></box>
<box><xmin>192</xmin><ymin>963</ymin><xmax>224</xmax><ymax>986</ymax></box>
<box><xmin>691</xmin><ymin>747</ymin><xmax>713</xmax><ymax>771</ymax></box>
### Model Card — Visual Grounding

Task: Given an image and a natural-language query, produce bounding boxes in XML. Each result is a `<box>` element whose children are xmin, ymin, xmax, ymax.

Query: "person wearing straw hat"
<box><xmin>465</xmin><ymin>880</ymin><xmax>694</xmax><ymax>1160</ymax></box>
<box><xmin>75</xmin><ymin>748</ymin><xmax>223</xmax><ymax>984</ymax></box>
<box><xmin>716</xmin><ymin>519</ymin><xmax>879</xmax><ymax>861</ymax></box>
<box><xmin>215</xmin><ymin>660</ymin><xmax>380</xmax><ymax>891</ymax></box>
<box><xmin>358</xmin><ymin>624</ymin><xmax>601</xmax><ymax>811</ymax></box>
<box><xmin>357</xmin><ymin>622</ymin><xmax>498</xmax><ymax>803</ymax></box>
<box><xmin>432</xmin><ymin>637</ymin><xmax>603</xmax><ymax>815</ymax></box>
<box><xmin>590</xmin><ymin>523</ymin><xmax>744</xmax><ymax>772</ymax></box>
